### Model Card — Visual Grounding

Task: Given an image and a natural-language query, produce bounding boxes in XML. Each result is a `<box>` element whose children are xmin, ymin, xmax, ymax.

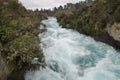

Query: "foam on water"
<box><xmin>25</xmin><ymin>17</ymin><xmax>120</xmax><ymax>80</ymax></box>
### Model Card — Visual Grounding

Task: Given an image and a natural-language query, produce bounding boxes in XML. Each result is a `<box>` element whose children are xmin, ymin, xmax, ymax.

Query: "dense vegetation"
<box><xmin>37</xmin><ymin>0</ymin><xmax>119</xmax><ymax>35</ymax></box>
<box><xmin>0</xmin><ymin>0</ymin><xmax>120</xmax><ymax>79</ymax></box>
<box><xmin>50</xmin><ymin>0</ymin><xmax>120</xmax><ymax>49</ymax></box>
<box><xmin>55</xmin><ymin>0</ymin><xmax>120</xmax><ymax>34</ymax></box>
<box><xmin>0</xmin><ymin>0</ymin><xmax>45</xmax><ymax>80</ymax></box>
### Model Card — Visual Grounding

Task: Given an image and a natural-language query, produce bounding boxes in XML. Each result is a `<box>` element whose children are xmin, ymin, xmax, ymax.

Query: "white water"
<box><xmin>25</xmin><ymin>17</ymin><xmax>120</xmax><ymax>80</ymax></box>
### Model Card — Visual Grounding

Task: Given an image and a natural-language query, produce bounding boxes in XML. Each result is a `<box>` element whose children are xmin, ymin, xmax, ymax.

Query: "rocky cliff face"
<box><xmin>105</xmin><ymin>23</ymin><xmax>120</xmax><ymax>49</ymax></box>
<box><xmin>93</xmin><ymin>31</ymin><xmax>120</xmax><ymax>49</ymax></box>
<box><xmin>107</xmin><ymin>23</ymin><xmax>120</xmax><ymax>42</ymax></box>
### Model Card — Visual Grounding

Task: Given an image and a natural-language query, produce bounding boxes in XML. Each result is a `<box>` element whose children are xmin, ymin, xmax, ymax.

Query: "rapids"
<box><xmin>25</xmin><ymin>17</ymin><xmax>120</xmax><ymax>80</ymax></box>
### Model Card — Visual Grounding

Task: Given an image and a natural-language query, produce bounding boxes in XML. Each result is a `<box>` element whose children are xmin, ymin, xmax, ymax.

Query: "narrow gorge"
<box><xmin>25</xmin><ymin>17</ymin><xmax>120</xmax><ymax>80</ymax></box>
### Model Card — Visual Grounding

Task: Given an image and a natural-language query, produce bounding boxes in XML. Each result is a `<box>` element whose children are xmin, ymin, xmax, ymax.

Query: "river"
<box><xmin>25</xmin><ymin>17</ymin><xmax>120</xmax><ymax>80</ymax></box>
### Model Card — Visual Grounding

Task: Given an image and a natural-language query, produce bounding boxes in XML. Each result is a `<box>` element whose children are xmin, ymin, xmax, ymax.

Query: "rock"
<box><xmin>39</xmin><ymin>23</ymin><xmax>47</xmax><ymax>33</ymax></box>
<box><xmin>92</xmin><ymin>23</ymin><xmax>120</xmax><ymax>49</ymax></box>
<box><xmin>93</xmin><ymin>31</ymin><xmax>120</xmax><ymax>49</ymax></box>
<box><xmin>107</xmin><ymin>23</ymin><xmax>120</xmax><ymax>41</ymax></box>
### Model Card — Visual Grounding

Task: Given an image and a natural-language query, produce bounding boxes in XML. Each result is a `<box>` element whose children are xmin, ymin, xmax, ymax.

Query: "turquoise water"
<box><xmin>25</xmin><ymin>17</ymin><xmax>120</xmax><ymax>80</ymax></box>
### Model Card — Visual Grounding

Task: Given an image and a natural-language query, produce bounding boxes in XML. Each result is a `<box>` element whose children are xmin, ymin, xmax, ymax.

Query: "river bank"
<box><xmin>25</xmin><ymin>17</ymin><xmax>120</xmax><ymax>80</ymax></box>
<box><xmin>0</xmin><ymin>0</ymin><xmax>45</xmax><ymax>80</ymax></box>
<box><xmin>53</xmin><ymin>0</ymin><xmax>120</xmax><ymax>50</ymax></box>
<box><xmin>92</xmin><ymin>31</ymin><xmax>120</xmax><ymax>50</ymax></box>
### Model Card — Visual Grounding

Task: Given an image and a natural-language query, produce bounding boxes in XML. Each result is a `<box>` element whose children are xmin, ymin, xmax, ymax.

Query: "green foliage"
<box><xmin>3</xmin><ymin>35</ymin><xmax>43</xmax><ymax>69</ymax></box>
<box><xmin>0</xmin><ymin>0</ymin><xmax>45</xmax><ymax>78</ymax></box>
<box><xmin>55</xmin><ymin>0</ymin><xmax>120</xmax><ymax>36</ymax></box>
